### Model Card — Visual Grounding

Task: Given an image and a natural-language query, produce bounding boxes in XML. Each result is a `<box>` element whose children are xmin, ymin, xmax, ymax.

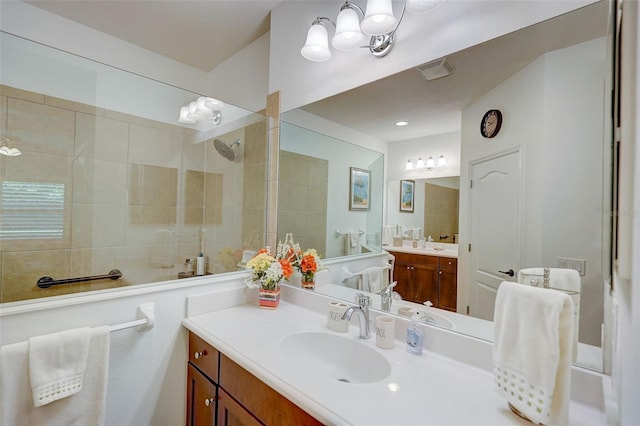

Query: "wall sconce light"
<box><xmin>0</xmin><ymin>137</ymin><xmax>22</xmax><ymax>156</ymax></box>
<box><xmin>405</xmin><ymin>154</ymin><xmax>447</xmax><ymax>171</ymax></box>
<box><xmin>301</xmin><ymin>0</ymin><xmax>445</xmax><ymax>62</ymax></box>
<box><xmin>178</xmin><ymin>96</ymin><xmax>225</xmax><ymax>125</ymax></box>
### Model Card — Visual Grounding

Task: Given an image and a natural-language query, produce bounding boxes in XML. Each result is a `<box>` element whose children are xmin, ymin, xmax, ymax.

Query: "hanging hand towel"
<box><xmin>1</xmin><ymin>326</ymin><xmax>110</xmax><ymax>426</ymax></box>
<box><xmin>360</xmin><ymin>267</ymin><xmax>384</xmax><ymax>293</ymax></box>
<box><xmin>493</xmin><ymin>281</ymin><xmax>574</xmax><ymax>425</ymax></box>
<box><xmin>29</xmin><ymin>327</ymin><xmax>92</xmax><ymax>407</ymax></box>
<box><xmin>518</xmin><ymin>267</ymin><xmax>581</xmax><ymax>362</ymax></box>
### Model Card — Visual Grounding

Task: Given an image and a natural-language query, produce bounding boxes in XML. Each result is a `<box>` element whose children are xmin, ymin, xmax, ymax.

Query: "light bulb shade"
<box><xmin>361</xmin><ymin>0</ymin><xmax>397</xmax><ymax>36</ymax></box>
<box><xmin>179</xmin><ymin>106</ymin><xmax>196</xmax><ymax>123</ymax></box>
<box><xmin>332</xmin><ymin>8</ymin><xmax>366</xmax><ymax>50</ymax></box>
<box><xmin>437</xmin><ymin>154</ymin><xmax>447</xmax><ymax>166</ymax></box>
<box><xmin>301</xmin><ymin>23</ymin><xmax>332</xmax><ymax>62</ymax></box>
<box><xmin>426</xmin><ymin>156</ymin><xmax>436</xmax><ymax>169</ymax></box>
<box><xmin>416</xmin><ymin>158</ymin><xmax>425</xmax><ymax>168</ymax></box>
<box><xmin>406</xmin><ymin>0</ymin><xmax>445</xmax><ymax>13</ymax></box>
<box><xmin>405</xmin><ymin>159</ymin><xmax>414</xmax><ymax>170</ymax></box>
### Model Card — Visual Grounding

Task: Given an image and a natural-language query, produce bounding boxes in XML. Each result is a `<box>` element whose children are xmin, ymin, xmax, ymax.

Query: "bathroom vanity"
<box><xmin>182</xmin><ymin>286</ymin><xmax>604</xmax><ymax>425</ymax></box>
<box><xmin>387</xmin><ymin>244</ymin><xmax>458</xmax><ymax>311</ymax></box>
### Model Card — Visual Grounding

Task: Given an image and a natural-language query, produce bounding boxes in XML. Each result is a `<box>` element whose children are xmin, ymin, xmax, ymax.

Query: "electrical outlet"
<box><xmin>555</xmin><ymin>257</ymin><xmax>586</xmax><ymax>276</ymax></box>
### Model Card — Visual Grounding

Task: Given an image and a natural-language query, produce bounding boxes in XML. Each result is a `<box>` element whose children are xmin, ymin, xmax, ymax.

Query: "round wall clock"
<box><xmin>480</xmin><ymin>109</ymin><xmax>502</xmax><ymax>138</ymax></box>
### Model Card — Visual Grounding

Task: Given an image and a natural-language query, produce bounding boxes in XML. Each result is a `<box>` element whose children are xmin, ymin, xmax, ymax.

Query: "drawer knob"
<box><xmin>194</xmin><ymin>349</ymin><xmax>207</xmax><ymax>359</ymax></box>
<box><xmin>204</xmin><ymin>397</ymin><xmax>216</xmax><ymax>407</ymax></box>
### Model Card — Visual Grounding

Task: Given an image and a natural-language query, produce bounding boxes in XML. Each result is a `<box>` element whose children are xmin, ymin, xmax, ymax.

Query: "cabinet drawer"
<box><xmin>219</xmin><ymin>354</ymin><xmax>322</xmax><ymax>425</ymax></box>
<box><xmin>189</xmin><ymin>332</ymin><xmax>219</xmax><ymax>381</ymax></box>
<box><xmin>439</xmin><ymin>257</ymin><xmax>457</xmax><ymax>270</ymax></box>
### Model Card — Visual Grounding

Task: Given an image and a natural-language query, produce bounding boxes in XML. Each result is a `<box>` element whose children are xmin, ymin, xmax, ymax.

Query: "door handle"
<box><xmin>498</xmin><ymin>269</ymin><xmax>515</xmax><ymax>277</ymax></box>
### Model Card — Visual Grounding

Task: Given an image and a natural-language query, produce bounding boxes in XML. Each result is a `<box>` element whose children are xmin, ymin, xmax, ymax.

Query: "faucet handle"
<box><xmin>355</xmin><ymin>293</ymin><xmax>370</xmax><ymax>308</ymax></box>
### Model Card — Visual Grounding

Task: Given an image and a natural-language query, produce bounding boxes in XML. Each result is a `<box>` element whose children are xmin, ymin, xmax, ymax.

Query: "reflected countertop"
<box><xmin>384</xmin><ymin>241</ymin><xmax>458</xmax><ymax>258</ymax></box>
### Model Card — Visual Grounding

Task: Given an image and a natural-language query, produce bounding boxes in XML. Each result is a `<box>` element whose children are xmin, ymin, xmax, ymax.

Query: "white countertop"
<box><xmin>384</xmin><ymin>242</ymin><xmax>459</xmax><ymax>258</ymax></box>
<box><xmin>183</xmin><ymin>299</ymin><xmax>603</xmax><ymax>425</ymax></box>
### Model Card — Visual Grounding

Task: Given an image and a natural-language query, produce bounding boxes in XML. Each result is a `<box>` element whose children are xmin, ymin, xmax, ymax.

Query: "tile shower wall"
<box><xmin>0</xmin><ymin>85</ymin><xmax>267</xmax><ymax>302</ymax></box>
<box><xmin>423</xmin><ymin>183</ymin><xmax>459</xmax><ymax>244</ymax></box>
<box><xmin>278</xmin><ymin>151</ymin><xmax>328</xmax><ymax>257</ymax></box>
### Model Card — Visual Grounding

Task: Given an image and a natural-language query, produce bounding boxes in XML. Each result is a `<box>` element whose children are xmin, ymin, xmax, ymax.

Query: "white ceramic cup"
<box><xmin>327</xmin><ymin>301</ymin><xmax>349</xmax><ymax>332</ymax></box>
<box><xmin>375</xmin><ymin>315</ymin><xmax>395</xmax><ymax>349</ymax></box>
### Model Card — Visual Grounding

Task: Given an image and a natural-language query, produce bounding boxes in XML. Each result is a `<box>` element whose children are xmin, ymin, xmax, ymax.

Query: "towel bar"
<box><xmin>108</xmin><ymin>303</ymin><xmax>155</xmax><ymax>332</ymax></box>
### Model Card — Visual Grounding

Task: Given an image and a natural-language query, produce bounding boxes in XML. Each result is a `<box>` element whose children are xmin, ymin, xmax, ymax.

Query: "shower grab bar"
<box><xmin>37</xmin><ymin>269</ymin><xmax>122</xmax><ymax>289</ymax></box>
<box><xmin>335</xmin><ymin>229</ymin><xmax>365</xmax><ymax>237</ymax></box>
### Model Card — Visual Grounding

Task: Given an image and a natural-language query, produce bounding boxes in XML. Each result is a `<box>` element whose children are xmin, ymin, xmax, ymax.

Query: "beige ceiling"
<box><xmin>25</xmin><ymin>1</ymin><xmax>608</xmax><ymax>142</ymax></box>
<box><xmin>26</xmin><ymin>0</ymin><xmax>282</xmax><ymax>72</ymax></box>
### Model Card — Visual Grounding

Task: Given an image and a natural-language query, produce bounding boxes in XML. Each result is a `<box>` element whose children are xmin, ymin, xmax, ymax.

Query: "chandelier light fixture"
<box><xmin>301</xmin><ymin>0</ymin><xmax>445</xmax><ymax>62</ymax></box>
<box><xmin>178</xmin><ymin>96</ymin><xmax>225</xmax><ymax>125</ymax></box>
<box><xmin>405</xmin><ymin>154</ymin><xmax>447</xmax><ymax>171</ymax></box>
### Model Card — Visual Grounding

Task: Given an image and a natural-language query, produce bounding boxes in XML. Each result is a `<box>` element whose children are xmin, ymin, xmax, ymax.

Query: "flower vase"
<box><xmin>301</xmin><ymin>274</ymin><xmax>315</xmax><ymax>290</ymax></box>
<box><xmin>259</xmin><ymin>285</ymin><xmax>280</xmax><ymax>309</ymax></box>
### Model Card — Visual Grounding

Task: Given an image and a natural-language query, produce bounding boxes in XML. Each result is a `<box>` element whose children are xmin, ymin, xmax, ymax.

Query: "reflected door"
<box><xmin>468</xmin><ymin>149</ymin><xmax>521</xmax><ymax>320</ymax></box>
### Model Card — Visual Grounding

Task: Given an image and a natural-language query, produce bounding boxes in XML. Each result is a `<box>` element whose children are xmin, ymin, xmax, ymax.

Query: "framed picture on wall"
<box><xmin>349</xmin><ymin>167</ymin><xmax>370</xmax><ymax>211</ymax></box>
<box><xmin>400</xmin><ymin>180</ymin><xmax>415</xmax><ymax>213</ymax></box>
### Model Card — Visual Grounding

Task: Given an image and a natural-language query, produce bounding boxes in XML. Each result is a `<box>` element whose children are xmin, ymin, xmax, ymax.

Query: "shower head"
<box><xmin>213</xmin><ymin>139</ymin><xmax>240</xmax><ymax>161</ymax></box>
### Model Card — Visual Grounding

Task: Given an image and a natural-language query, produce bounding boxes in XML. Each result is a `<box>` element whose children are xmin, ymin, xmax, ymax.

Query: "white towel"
<box><xmin>518</xmin><ymin>267</ymin><xmax>581</xmax><ymax>362</ymax></box>
<box><xmin>493</xmin><ymin>281</ymin><xmax>574</xmax><ymax>425</ymax></box>
<box><xmin>30</xmin><ymin>327</ymin><xmax>92</xmax><ymax>406</ymax></box>
<box><xmin>1</xmin><ymin>326</ymin><xmax>110</xmax><ymax>426</ymax></box>
<box><xmin>360</xmin><ymin>267</ymin><xmax>384</xmax><ymax>293</ymax></box>
<box><xmin>382</xmin><ymin>226</ymin><xmax>393</xmax><ymax>245</ymax></box>
<box><xmin>345</xmin><ymin>232</ymin><xmax>360</xmax><ymax>255</ymax></box>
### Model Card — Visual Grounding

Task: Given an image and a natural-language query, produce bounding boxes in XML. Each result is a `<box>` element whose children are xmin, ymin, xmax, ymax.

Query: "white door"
<box><xmin>468</xmin><ymin>149</ymin><xmax>521</xmax><ymax>321</ymax></box>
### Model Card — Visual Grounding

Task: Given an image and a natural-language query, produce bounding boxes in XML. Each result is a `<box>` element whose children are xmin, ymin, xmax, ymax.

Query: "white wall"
<box><xmin>268</xmin><ymin>0</ymin><xmax>599</xmax><ymax>112</ymax></box>
<box><xmin>459</xmin><ymin>38</ymin><xmax>607</xmax><ymax>346</ymax></box>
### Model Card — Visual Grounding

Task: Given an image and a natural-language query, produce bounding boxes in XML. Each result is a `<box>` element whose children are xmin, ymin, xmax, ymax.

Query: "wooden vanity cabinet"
<box><xmin>186</xmin><ymin>331</ymin><xmax>322</xmax><ymax>426</ymax></box>
<box><xmin>390</xmin><ymin>251</ymin><xmax>457</xmax><ymax>311</ymax></box>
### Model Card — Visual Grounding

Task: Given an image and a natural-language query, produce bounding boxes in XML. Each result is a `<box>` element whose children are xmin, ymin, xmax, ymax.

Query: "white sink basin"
<box><xmin>421</xmin><ymin>312</ymin><xmax>454</xmax><ymax>329</ymax></box>
<box><xmin>280</xmin><ymin>332</ymin><xmax>391</xmax><ymax>384</ymax></box>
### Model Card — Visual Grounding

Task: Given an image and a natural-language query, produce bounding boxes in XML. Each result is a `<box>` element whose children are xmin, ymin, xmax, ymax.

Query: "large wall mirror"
<box><xmin>282</xmin><ymin>1</ymin><xmax>612</xmax><ymax>372</ymax></box>
<box><xmin>0</xmin><ymin>32</ymin><xmax>268</xmax><ymax>304</ymax></box>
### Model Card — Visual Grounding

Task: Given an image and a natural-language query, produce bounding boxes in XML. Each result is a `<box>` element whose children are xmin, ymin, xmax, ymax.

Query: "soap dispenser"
<box><xmin>196</xmin><ymin>252</ymin><xmax>205</xmax><ymax>276</ymax></box>
<box><xmin>406</xmin><ymin>313</ymin><xmax>424</xmax><ymax>355</ymax></box>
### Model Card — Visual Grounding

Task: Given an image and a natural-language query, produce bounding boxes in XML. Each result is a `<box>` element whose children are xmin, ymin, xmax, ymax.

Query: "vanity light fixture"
<box><xmin>178</xmin><ymin>96</ymin><xmax>224</xmax><ymax>125</ymax></box>
<box><xmin>0</xmin><ymin>137</ymin><xmax>22</xmax><ymax>156</ymax></box>
<box><xmin>405</xmin><ymin>159</ymin><xmax>414</xmax><ymax>170</ymax></box>
<box><xmin>301</xmin><ymin>0</ymin><xmax>445</xmax><ymax>62</ymax></box>
<box><xmin>405</xmin><ymin>154</ymin><xmax>447</xmax><ymax>171</ymax></box>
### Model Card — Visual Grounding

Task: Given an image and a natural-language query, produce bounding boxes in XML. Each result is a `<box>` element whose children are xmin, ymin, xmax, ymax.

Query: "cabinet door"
<box><xmin>393</xmin><ymin>262</ymin><xmax>414</xmax><ymax>301</ymax></box>
<box><xmin>217</xmin><ymin>388</ymin><xmax>262</xmax><ymax>426</ymax></box>
<box><xmin>187</xmin><ymin>363</ymin><xmax>217</xmax><ymax>426</ymax></box>
<box><xmin>413</xmin><ymin>263</ymin><xmax>439</xmax><ymax>305</ymax></box>
<box><xmin>438</xmin><ymin>268</ymin><xmax>457</xmax><ymax>312</ymax></box>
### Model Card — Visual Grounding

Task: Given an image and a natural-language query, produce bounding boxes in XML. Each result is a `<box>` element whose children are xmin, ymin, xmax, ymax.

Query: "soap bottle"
<box><xmin>196</xmin><ymin>252</ymin><xmax>205</xmax><ymax>276</ymax></box>
<box><xmin>406</xmin><ymin>313</ymin><xmax>423</xmax><ymax>355</ymax></box>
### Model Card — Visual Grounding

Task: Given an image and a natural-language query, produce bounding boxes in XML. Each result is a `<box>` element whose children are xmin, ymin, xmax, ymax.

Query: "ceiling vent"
<box><xmin>416</xmin><ymin>57</ymin><xmax>455</xmax><ymax>81</ymax></box>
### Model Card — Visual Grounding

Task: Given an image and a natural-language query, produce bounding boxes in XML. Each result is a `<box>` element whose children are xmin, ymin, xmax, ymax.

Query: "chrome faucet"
<box><xmin>341</xmin><ymin>293</ymin><xmax>371</xmax><ymax>339</ymax></box>
<box><xmin>380</xmin><ymin>281</ymin><xmax>397</xmax><ymax>312</ymax></box>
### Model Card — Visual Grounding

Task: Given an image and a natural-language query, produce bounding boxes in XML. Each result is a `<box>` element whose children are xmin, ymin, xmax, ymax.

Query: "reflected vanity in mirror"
<box><xmin>279</xmin><ymin>0</ymin><xmax>612</xmax><ymax>372</ymax></box>
<box><xmin>0</xmin><ymin>32</ymin><xmax>269</xmax><ymax>303</ymax></box>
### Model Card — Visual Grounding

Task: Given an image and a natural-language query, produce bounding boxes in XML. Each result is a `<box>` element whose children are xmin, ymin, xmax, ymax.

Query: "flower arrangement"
<box><xmin>299</xmin><ymin>248</ymin><xmax>321</xmax><ymax>285</ymax></box>
<box><xmin>245</xmin><ymin>248</ymin><xmax>293</xmax><ymax>291</ymax></box>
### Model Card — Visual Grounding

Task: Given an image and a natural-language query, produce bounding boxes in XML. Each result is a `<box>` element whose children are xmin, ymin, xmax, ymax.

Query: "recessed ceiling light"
<box><xmin>395</xmin><ymin>121</ymin><xmax>408</xmax><ymax>127</ymax></box>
